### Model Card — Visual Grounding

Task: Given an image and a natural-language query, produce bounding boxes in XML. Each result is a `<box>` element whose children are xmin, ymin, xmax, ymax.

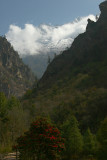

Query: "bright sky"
<box><xmin>0</xmin><ymin>0</ymin><xmax>104</xmax><ymax>56</ymax></box>
<box><xmin>0</xmin><ymin>0</ymin><xmax>103</xmax><ymax>35</ymax></box>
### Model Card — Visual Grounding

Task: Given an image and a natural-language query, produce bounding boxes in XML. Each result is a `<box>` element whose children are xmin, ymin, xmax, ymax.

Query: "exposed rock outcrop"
<box><xmin>0</xmin><ymin>36</ymin><xmax>36</xmax><ymax>97</ymax></box>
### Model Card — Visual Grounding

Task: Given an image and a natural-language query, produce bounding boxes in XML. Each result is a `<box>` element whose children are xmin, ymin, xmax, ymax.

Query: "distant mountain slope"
<box><xmin>22</xmin><ymin>52</ymin><xmax>55</xmax><ymax>78</ymax></box>
<box><xmin>0</xmin><ymin>36</ymin><xmax>36</xmax><ymax>97</ymax></box>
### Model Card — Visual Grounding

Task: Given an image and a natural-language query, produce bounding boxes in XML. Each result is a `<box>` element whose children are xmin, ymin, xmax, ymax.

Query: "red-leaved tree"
<box><xmin>15</xmin><ymin>117</ymin><xmax>65</xmax><ymax>160</ymax></box>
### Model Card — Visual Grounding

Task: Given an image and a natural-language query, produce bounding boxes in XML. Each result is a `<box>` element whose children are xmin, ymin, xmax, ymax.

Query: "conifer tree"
<box><xmin>62</xmin><ymin>115</ymin><xmax>83</xmax><ymax>159</ymax></box>
<box><xmin>97</xmin><ymin>117</ymin><xmax>107</xmax><ymax>160</ymax></box>
<box><xmin>47</xmin><ymin>54</ymin><xmax>51</xmax><ymax>64</ymax></box>
<box><xmin>7</xmin><ymin>96</ymin><xmax>20</xmax><ymax>109</ymax></box>
<box><xmin>0</xmin><ymin>92</ymin><xmax>7</xmax><ymax>121</ymax></box>
<box><xmin>83</xmin><ymin>128</ymin><xmax>96</xmax><ymax>157</ymax></box>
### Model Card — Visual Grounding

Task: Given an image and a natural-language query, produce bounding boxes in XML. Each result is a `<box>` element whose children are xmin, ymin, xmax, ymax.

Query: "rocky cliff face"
<box><xmin>0</xmin><ymin>36</ymin><xmax>36</xmax><ymax>97</ymax></box>
<box><xmin>38</xmin><ymin>1</ymin><xmax>107</xmax><ymax>90</ymax></box>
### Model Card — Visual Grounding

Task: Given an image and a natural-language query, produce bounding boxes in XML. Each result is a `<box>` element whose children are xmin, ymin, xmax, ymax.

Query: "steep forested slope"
<box><xmin>38</xmin><ymin>1</ymin><xmax>107</xmax><ymax>90</ymax></box>
<box><xmin>22</xmin><ymin>1</ymin><xmax>107</xmax><ymax>132</ymax></box>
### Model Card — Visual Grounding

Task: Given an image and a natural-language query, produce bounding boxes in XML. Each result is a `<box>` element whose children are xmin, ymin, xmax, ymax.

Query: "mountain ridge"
<box><xmin>37</xmin><ymin>0</ymin><xmax>107</xmax><ymax>91</ymax></box>
<box><xmin>0</xmin><ymin>36</ymin><xmax>36</xmax><ymax>97</ymax></box>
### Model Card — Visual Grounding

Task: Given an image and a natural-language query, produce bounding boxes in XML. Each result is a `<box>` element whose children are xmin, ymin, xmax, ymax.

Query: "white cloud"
<box><xmin>6</xmin><ymin>15</ymin><xmax>96</xmax><ymax>56</ymax></box>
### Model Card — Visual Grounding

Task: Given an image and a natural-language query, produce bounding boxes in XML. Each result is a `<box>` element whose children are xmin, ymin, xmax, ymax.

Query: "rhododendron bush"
<box><xmin>15</xmin><ymin>117</ymin><xmax>65</xmax><ymax>160</ymax></box>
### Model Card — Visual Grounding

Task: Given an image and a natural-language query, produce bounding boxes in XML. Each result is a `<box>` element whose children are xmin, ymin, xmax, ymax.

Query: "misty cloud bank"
<box><xmin>6</xmin><ymin>15</ymin><xmax>96</xmax><ymax>56</ymax></box>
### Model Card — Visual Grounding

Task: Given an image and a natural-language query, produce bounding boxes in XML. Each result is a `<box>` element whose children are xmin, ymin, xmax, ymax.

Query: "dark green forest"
<box><xmin>0</xmin><ymin>92</ymin><xmax>107</xmax><ymax>160</ymax></box>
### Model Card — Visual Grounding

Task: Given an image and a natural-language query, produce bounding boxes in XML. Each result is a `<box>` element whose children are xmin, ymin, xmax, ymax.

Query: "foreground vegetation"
<box><xmin>0</xmin><ymin>92</ymin><xmax>107</xmax><ymax>160</ymax></box>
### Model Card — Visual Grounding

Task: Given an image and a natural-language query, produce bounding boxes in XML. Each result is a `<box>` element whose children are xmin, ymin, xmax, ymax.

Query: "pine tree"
<box><xmin>97</xmin><ymin>117</ymin><xmax>107</xmax><ymax>160</ymax></box>
<box><xmin>83</xmin><ymin>128</ymin><xmax>96</xmax><ymax>157</ymax></box>
<box><xmin>0</xmin><ymin>92</ymin><xmax>7</xmax><ymax>121</ymax></box>
<box><xmin>47</xmin><ymin>54</ymin><xmax>51</xmax><ymax>64</ymax></box>
<box><xmin>62</xmin><ymin>115</ymin><xmax>83</xmax><ymax>159</ymax></box>
<box><xmin>7</xmin><ymin>96</ymin><xmax>20</xmax><ymax>109</ymax></box>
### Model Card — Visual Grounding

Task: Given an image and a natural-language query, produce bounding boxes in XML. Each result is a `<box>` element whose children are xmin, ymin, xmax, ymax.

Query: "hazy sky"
<box><xmin>0</xmin><ymin>0</ymin><xmax>103</xmax><ymax>35</ymax></box>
